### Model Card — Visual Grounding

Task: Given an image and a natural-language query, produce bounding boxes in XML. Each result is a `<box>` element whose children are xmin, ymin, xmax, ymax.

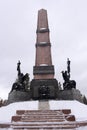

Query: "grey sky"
<box><xmin>0</xmin><ymin>0</ymin><xmax>87</xmax><ymax>99</ymax></box>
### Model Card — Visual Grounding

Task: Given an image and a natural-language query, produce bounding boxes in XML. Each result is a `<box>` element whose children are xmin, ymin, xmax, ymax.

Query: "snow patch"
<box><xmin>0</xmin><ymin>101</ymin><xmax>38</xmax><ymax>123</ymax></box>
<box><xmin>40</xmin><ymin>64</ymin><xmax>48</xmax><ymax>66</ymax></box>
<box><xmin>49</xmin><ymin>100</ymin><xmax>87</xmax><ymax>121</ymax></box>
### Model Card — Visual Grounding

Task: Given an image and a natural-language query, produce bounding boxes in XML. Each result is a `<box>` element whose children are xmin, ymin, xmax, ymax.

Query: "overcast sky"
<box><xmin>0</xmin><ymin>0</ymin><xmax>87</xmax><ymax>99</ymax></box>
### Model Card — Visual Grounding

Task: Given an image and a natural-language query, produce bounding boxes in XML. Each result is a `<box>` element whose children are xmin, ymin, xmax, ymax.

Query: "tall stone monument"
<box><xmin>7</xmin><ymin>9</ymin><xmax>83</xmax><ymax>103</ymax></box>
<box><xmin>30</xmin><ymin>9</ymin><xmax>59</xmax><ymax>99</ymax></box>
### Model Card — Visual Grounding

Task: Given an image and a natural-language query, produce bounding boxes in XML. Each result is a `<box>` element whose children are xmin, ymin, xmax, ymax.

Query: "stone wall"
<box><xmin>7</xmin><ymin>90</ymin><xmax>31</xmax><ymax>104</ymax></box>
<box><xmin>57</xmin><ymin>89</ymin><xmax>83</xmax><ymax>103</ymax></box>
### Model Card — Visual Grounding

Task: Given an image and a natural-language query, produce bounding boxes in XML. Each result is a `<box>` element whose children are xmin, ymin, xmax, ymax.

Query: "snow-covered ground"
<box><xmin>0</xmin><ymin>101</ymin><xmax>38</xmax><ymax>123</ymax></box>
<box><xmin>0</xmin><ymin>100</ymin><xmax>87</xmax><ymax>123</ymax></box>
<box><xmin>0</xmin><ymin>100</ymin><xmax>87</xmax><ymax>130</ymax></box>
<box><xmin>49</xmin><ymin>100</ymin><xmax>87</xmax><ymax>121</ymax></box>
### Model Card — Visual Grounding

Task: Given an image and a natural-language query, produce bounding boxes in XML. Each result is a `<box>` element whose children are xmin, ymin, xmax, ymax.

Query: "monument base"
<box><xmin>57</xmin><ymin>89</ymin><xmax>83</xmax><ymax>103</ymax></box>
<box><xmin>30</xmin><ymin>79</ymin><xmax>59</xmax><ymax>100</ymax></box>
<box><xmin>7</xmin><ymin>90</ymin><xmax>31</xmax><ymax>104</ymax></box>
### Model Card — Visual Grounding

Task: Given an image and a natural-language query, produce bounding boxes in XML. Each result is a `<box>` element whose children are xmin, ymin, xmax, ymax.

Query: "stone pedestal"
<box><xmin>7</xmin><ymin>90</ymin><xmax>31</xmax><ymax>104</ymax></box>
<box><xmin>57</xmin><ymin>89</ymin><xmax>83</xmax><ymax>103</ymax></box>
<box><xmin>30</xmin><ymin>79</ymin><xmax>59</xmax><ymax>100</ymax></box>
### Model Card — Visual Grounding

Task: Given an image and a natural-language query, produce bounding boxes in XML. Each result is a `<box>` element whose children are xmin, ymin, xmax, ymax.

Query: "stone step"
<box><xmin>16</xmin><ymin>110</ymin><xmax>60</xmax><ymax>115</ymax></box>
<box><xmin>12</xmin><ymin>127</ymin><xmax>76</xmax><ymax>130</ymax></box>
<box><xmin>11</xmin><ymin>109</ymin><xmax>75</xmax><ymax>129</ymax></box>
<box><xmin>22</xmin><ymin>113</ymin><xmax>63</xmax><ymax>116</ymax></box>
<box><xmin>21</xmin><ymin>119</ymin><xmax>65</xmax><ymax>122</ymax></box>
<box><xmin>1</xmin><ymin>120</ymin><xmax>87</xmax><ymax>129</ymax></box>
<box><xmin>12</xmin><ymin>116</ymin><xmax>65</xmax><ymax>122</ymax></box>
<box><xmin>21</xmin><ymin>116</ymin><xmax>65</xmax><ymax>119</ymax></box>
<box><xmin>12</xmin><ymin>122</ymin><xmax>77</xmax><ymax>126</ymax></box>
<box><xmin>12</xmin><ymin>115</ymin><xmax>75</xmax><ymax>122</ymax></box>
<box><xmin>1</xmin><ymin>119</ymin><xmax>87</xmax><ymax>129</ymax></box>
<box><xmin>22</xmin><ymin>112</ymin><xmax>63</xmax><ymax>116</ymax></box>
<box><xmin>21</xmin><ymin>116</ymin><xmax>65</xmax><ymax>120</ymax></box>
<box><xmin>0</xmin><ymin>123</ymin><xmax>11</xmax><ymax>128</ymax></box>
<box><xmin>16</xmin><ymin>109</ymin><xmax>71</xmax><ymax>115</ymax></box>
<box><xmin>11</xmin><ymin>123</ymin><xmax>77</xmax><ymax>129</ymax></box>
<box><xmin>23</xmin><ymin>111</ymin><xmax>63</xmax><ymax>114</ymax></box>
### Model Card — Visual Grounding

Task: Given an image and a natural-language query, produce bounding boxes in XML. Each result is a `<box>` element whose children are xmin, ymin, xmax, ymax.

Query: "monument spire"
<box><xmin>34</xmin><ymin>9</ymin><xmax>54</xmax><ymax>79</ymax></box>
<box><xmin>31</xmin><ymin>9</ymin><xmax>58</xmax><ymax>99</ymax></box>
<box><xmin>37</xmin><ymin>9</ymin><xmax>49</xmax><ymax>31</ymax></box>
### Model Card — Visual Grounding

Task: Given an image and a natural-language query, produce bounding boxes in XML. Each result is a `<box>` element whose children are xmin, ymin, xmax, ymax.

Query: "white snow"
<box><xmin>0</xmin><ymin>101</ymin><xmax>38</xmax><ymax>123</ymax></box>
<box><xmin>0</xmin><ymin>100</ymin><xmax>87</xmax><ymax>124</ymax></box>
<box><xmin>39</xmin><ymin>42</ymin><xmax>47</xmax><ymax>44</ymax></box>
<box><xmin>40</xmin><ymin>64</ymin><xmax>48</xmax><ymax>66</ymax></box>
<box><xmin>76</xmin><ymin>127</ymin><xmax>87</xmax><ymax>130</ymax></box>
<box><xmin>49</xmin><ymin>100</ymin><xmax>87</xmax><ymax>121</ymax></box>
<box><xmin>40</xmin><ymin>28</ymin><xmax>46</xmax><ymax>30</ymax></box>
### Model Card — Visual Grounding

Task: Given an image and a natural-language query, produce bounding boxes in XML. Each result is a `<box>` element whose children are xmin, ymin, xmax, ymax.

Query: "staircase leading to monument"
<box><xmin>0</xmin><ymin>101</ymin><xmax>87</xmax><ymax>129</ymax></box>
<box><xmin>11</xmin><ymin>109</ymin><xmax>77</xmax><ymax>129</ymax></box>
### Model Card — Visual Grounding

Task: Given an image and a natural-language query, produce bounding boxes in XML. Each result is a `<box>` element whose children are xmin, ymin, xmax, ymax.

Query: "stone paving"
<box><xmin>38</xmin><ymin>100</ymin><xmax>50</xmax><ymax>110</ymax></box>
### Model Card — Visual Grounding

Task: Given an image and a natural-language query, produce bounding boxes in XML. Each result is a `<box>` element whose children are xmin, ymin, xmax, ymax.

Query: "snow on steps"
<box><xmin>0</xmin><ymin>109</ymin><xmax>87</xmax><ymax>129</ymax></box>
<box><xmin>0</xmin><ymin>100</ymin><xmax>87</xmax><ymax>129</ymax></box>
<box><xmin>11</xmin><ymin>109</ymin><xmax>76</xmax><ymax>129</ymax></box>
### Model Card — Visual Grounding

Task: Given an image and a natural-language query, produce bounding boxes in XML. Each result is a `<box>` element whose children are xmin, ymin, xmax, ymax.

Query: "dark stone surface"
<box><xmin>33</xmin><ymin>65</ymin><xmax>54</xmax><ymax>75</ymax></box>
<box><xmin>7</xmin><ymin>87</ymin><xmax>83</xmax><ymax>103</ymax></box>
<box><xmin>30</xmin><ymin>79</ymin><xmax>59</xmax><ymax>100</ymax></box>
<box><xmin>65</xmin><ymin>115</ymin><xmax>76</xmax><ymax>121</ymax></box>
<box><xmin>62</xmin><ymin>109</ymin><xmax>71</xmax><ymax>114</ymax></box>
<box><xmin>12</xmin><ymin>116</ymin><xmax>21</xmax><ymax>122</ymax></box>
<box><xmin>7</xmin><ymin>90</ymin><xmax>31</xmax><ymax>104</ymax></box>
<box><xmin>57</xmin><ymin>89</ymin><xmax>83</xmax><ymax>103</ymax></box>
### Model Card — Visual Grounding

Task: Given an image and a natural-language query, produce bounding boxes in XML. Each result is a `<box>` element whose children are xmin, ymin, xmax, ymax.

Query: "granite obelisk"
<box><xmin>30</xmin><ymin>9</ymin><xmax>59</xmax><ymax>99</ymax></box>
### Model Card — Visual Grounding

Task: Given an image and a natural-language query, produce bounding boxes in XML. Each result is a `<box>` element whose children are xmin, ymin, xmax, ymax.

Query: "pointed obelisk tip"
<box><xmin>37</xmin><ymin>9</ymin><xmax>48</xmax><ymax>29</ymax></box>
<box><xmin>38</xmin><ymin>8</ymin><xmax>47</xmax><ymax>12</ymax></box>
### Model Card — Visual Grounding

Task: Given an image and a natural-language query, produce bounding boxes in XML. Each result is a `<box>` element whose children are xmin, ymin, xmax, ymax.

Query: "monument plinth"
<box><xmin>30</xmin><ymin>9</ymin><xmax>59</xmax><ymax>99</ymax></box>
